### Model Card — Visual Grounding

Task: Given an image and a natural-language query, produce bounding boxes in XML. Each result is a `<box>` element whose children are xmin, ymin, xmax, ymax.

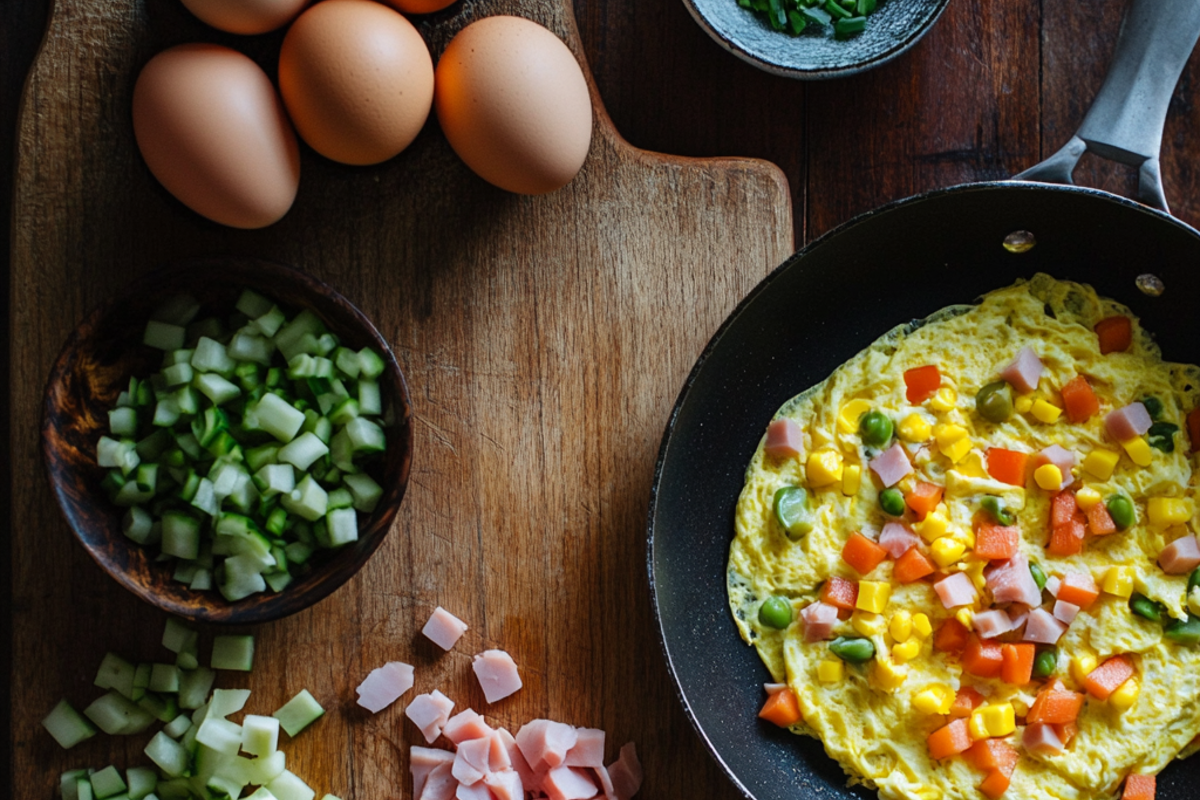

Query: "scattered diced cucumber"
<box><xmin>177</xmin><ymin>667</ymin><xmax>216</xmax><ymax>710</ymax></box>
<box><xmin>241</xmin><ymin>714</ymin><xmax>281</xmax><ymax>757</ymax></box>
<box><xmin>145</xmin><ymin>731</ymin><xmax>190</xmax><ymax>778</ymax></box>
<box><xmin>133</xmin><ymin>663</ymin><xmax>152</xmax><ymax>690</ymax></box>
<box><xmin>189</xmin><ymin>569</ymin><xmax>212</xmax><ymax>591</ymax></box>
<box><xmin>95</xmin><ymin>652</ymin><xmax>137</xmax><ymax>698</ymax></box>
<box><xmin>268</xmin><ymin>770</ymin><xmax>315</xmax><ymax>800</ymax></box>
<box><xmin>257</xmin><ymin>393</ymin><xmax>306</xmax><ymax>443</ymax></box>
<box><xmin>194</xmin><ymin>373</ymin><xmax>241</xmax><ymax>406</ymax></box>
<box><xmin>144</xmin><ymin>321</ymin><xmax>185</xmax><ymax>351</ymax></box>
<box><xmin>41</xmin><ymin>699</ymin><xmax>97</xmax><ymax>749</ymax></box>
<box><xmin>265</xmin><ymin>570</ymin><xmax>293</xmax><ymax>592</ymax></box>
<box><xmin>253</xmin><ymin>305</ymin><xmax>286</xmax><ymax>338</ymax></box>
<box><xmin>210</xmin><ymin>688</ymin><xmax>252</xmax><ymax>719</ymax></box>
<box><xmin>136</xmin><ymin>691</ymin><xmax>179</xmax><ymax>723</ymax></box>
<box><xmin>191</xmin><ymin>337</ymin><xmax>236</xmax><ymax>376</ymax></box>
<box><xmin>84</xmin><ymin>691</ymin><xmax>155</xmax><ymax>735</ymax></box>
<box><xmin>153</xmin><ymin>294</ymin><xmax>201</xmax><ymax>327</ymax></box>
<box><xmin>161</xmin><ymin>512</ymin><xmax>201</xmax><ymax>560</ymax></box>
<box><xmin>357</xmin><ymin>347</ymin><xmax>385</xmax><ymax>379</ymax></box>
<box><xmin>162</xmin><ymin>617</ymin><xmax>197</xmax><ymax>654</ymax></box>
<box><xmin>125</xmin><ymin>767</ymin><xmax>158</xmax><ymax>800</ymax></box>
<box><xmin>196</xmin><ymin>716</ymin><xmax>243</xmax><ymax>756</ymax></box>
<box><xmin>89</xmin><ymin>767</ymin><xmax>127</xmax><ymax>800</ymax></box>
<box><xmin>219</xmin><ymin>555</ymin><xmax>268</xmax><ymax>601</ymax></box>
<box><xmin>211</xmin><ymin>635</ymin><xmax>255</xmax><ymax>672</ymax></box>
<box><xmin>163</xmin><ymin>713</ymin><xmax>192</xmax><ymax>739</ymax></box>
<box><xmin>149</xmin><ymin>663</ymin><xmax>181</xmax><ymax>693</ymax></box>
<box><xmin>236</xmin><ymin>289</ymin><xmax>273</xmax><ymax>319</ymax></box>
<box><xmin>273</xmin><ymin>689</ymin><xmax>324</xmax><ymax>737</ymax></box>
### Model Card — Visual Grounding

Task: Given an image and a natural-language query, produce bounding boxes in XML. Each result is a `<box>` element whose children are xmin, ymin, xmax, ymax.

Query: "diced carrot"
<box><xmin>1095</xmin><ymin>316</ymin><xmax>1132</xmax><ymax>355</ymax></box>
<box><xmin>842</xmin><ymin>532</ymin><xmax>888</xmax><ymax>576</ymax></box>
<box><xmin>965</xmin><ymin>738</ymin><xmax>1019</xmax><ymax>772</ymax></box>
<box><xmin>758</xmin><ymin>687</ymin><xmax>801</xmax><ymax>727</ymax></box>
<box><xmin>1057</xmin><ymin>574</ymin><xmax>1100</xmax><ymax>610</ymax></box>
<box><xmin>820</xmin><ymin>576</ymin><xmax>859</xmax><ymax>611</ymax></box>
<box><xmin>963</xmin><ymin>634</ymin><xmax>1004</xmax><ymax>679</ymax></box>
<box><xmin>987</xmin><ymin>448</ymin><xmax>1028</xmax><ymax>487</ymax></box>
<box><xmin>1188</xmin><ymin>408</ymin><xmax>1200</xmax><ymax>454</ymax></box>
<box><xmin>1085</xmin><ymin>654</ymin><xmax>1135</xmax><ymax>700</ymax></box>
<box><xmin>894</xmin><ymin>546</ymin><xmax>936</xmax><ymax>583</ymax></box>
<box><xmin>1087</xmin><ymin>502</ymin><xmax>1117</xmax><ymax>535</ymax></box>
<box><xmin>905</xmin><ymin>365</ymin><xmax>941</xmax><ymax>404</ymax></box>
<box><xmin>1050</xmin><ymin>491</ymin><xmax>1078</xmax><ymax>528</ymax></box>
<box><xmin>1061</xmin><ymin>375</ymin><xmax>1100</xmax><ymax>424</ymax></box>
<box><xmin>1053</xmin><ymin>721</ymin><xmax>1078</xmax><ymax>747</ymax></box>
<box><xmin>949</xmin><ymin>685</ymin><xmax>986</xmax><ymax>718</ymax></box>
<box><xmin>927</xmin><ymin>718</ymin><xmax>972</xmax><ymax>760</ymax></box>
<box><xmin>979</xmin><ymin>768</ymin><xmax>1012</xmax><ymax>800</ymax></box>
<box><xmin>905</xmin><ymin>482</ymin><xmax>944</xmax><ymax>521</ymax></box>
<box><xmin>1048</xmin><ymin>519</ymin><xmax>1086</xmax><ymax>557</ymax></box>
<box><xmin>1001</xmin><ymin>643</ymin><xmax>1035</xmax><ymax>685</ymax></box>
<box><xmin>1122</xmin><ymin>774</ymin><xmax>1156</xmax><ymax>800</ymax></box>
<box><xmin>1027</xmin><ymin>687</ymin><xmax>1084</xmax><ymax>724</ymax></box>
<box><xmin>934</xmin><ymin>618</ymin><xmax>971</xmax><ymax>654</ymax></box>
<box><xmin>974</xmin><ymin>522</ymin><xmax>1020</xmax><ymax>561</ymax></box>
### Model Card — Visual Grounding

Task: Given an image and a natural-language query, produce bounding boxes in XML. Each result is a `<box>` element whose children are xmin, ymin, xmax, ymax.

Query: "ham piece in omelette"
<box><xmin>728</xmin><ymin>275</ymin><xmax>1200</xmax><ymax>800</ymax></box>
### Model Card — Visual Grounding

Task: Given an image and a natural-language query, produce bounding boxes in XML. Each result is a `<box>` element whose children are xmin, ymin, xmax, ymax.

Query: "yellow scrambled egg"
<box><xmin>729</xmin><ymin>274</ymin><xmax>1200</xmax><ymax>800</ymax></box>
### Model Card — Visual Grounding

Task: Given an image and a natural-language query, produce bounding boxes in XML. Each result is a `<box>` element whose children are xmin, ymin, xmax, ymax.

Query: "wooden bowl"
<box><xmin>42</xmin><ymin>257</ymin><xmax>413</xmax><ymax>624</ymax></box>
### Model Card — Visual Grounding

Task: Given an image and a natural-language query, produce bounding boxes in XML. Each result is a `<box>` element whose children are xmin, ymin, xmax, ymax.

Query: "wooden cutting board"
<box><xmin>9</xmin><ymin>0</ymin><xmax>790</xmax><ymax>797</ymax></box>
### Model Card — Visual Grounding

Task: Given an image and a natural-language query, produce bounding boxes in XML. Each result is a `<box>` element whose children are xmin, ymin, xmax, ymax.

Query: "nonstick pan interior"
<box><xmin>648</xmin><ymin>180</ymin><xmax>1200</xmax><ymax>800</ymax></box>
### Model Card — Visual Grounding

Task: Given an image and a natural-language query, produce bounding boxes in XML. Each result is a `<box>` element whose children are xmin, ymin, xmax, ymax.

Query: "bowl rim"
<box><xmin>41</xmin><ymin>256</ymin><xmax>413</xmax><ymax>624</ymax></box>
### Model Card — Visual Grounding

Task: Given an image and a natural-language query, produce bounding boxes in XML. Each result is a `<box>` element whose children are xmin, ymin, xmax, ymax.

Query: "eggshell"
<box><xmin>434</xmin><ymin>16</ymin><xmax>593</xmax><ymax>195</ymax></box>
<box><xmin>132</xmin><ymin>44</ymin><xmax>300</xmax><ymax>229</ymax></box>
<box><xmin>278</xmin><ymin>0</ymin><xmax>434</xmax><ymax>166</ymax></box>
<box><xmin>180</xmin><ymin>0</ymin><xmax>310</xmax><ymax>35</ymax></box>
<box><xmin>379</xmin><ymin>0</ymin><xmax>458</xmax><ymax>17</ymax></box>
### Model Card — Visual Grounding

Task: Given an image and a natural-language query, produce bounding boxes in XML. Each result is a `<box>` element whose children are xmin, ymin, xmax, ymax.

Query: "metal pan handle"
<box><xmin>1015</xmin><ymin>0</ymin><xmax>1200</xmax><ymax>212</ymax></box>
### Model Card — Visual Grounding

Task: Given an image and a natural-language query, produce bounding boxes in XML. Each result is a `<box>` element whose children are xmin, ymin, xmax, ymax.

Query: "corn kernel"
<box><xmin>912</xmin><ymin>613</ymin><xmax>933</xmax><ymax>639</ymax></box>
<box><xmin>916</xmin><ymin>511</ymin><xmax>950</xmax><ymax>543</ymax></box>
<box><xmin>929</xmin><ymin>387</ymin><xmax>958</xmax><ymax>412</ymax></box>
<box><xmin>955</xmin><ymin>449</ymin><xmax>989</xmax><ymax>479</ymax></box>
<box><xmin>961</xmin><ymin>528</ymin><xmax>976</xmax><ymax>549</ymax></box>
<box><xmin>912</xmin><ymin>688</ymin><xmax>944</xmax><ymax>715</ymax></box>
<box><xmin>890</xmin><ymin>611</ymin><xmax>913</xmax><ymax>643</ymax></box>
<box><xmin>1076</xmin><ymin>486</ymin><xmax>1103</xmax><ymax>510</ymax></box>
<box><xmin>851</xmin><ymin>611</ymin><xmax>886</xmax><ymax>637</ymax></box>
<box><xmin>964</xmin><ymin>558</ymin><xmax>988</xmax><ymax>590</ymax></box>
<box><xmin>807</xmin><ymin>450</ymin><xmax>844</xmax><ymax>488</ymax></box>
<box><xmin>943</xmin><ymin>437</ymin><xmax>973</xmax><ymax>464</ymax></box>
<box><xmin>956</xmin><ymin>607</ymin><xmax>975</xmax><ymax>630</ymax></box>
<box><xmin>838</xmin><ymin>399</ymin><xmax>873</xmax><ymax>434</ymax></box>
<box><xmin>979</xmin><ymin>704</ymin><xmax>1016</xmax><ymax>737</ymax></box>
<box><xmin>968</xmin><ymin>709</ymin><xmax>991</xmax><ymax>741</ymax></box>
<box><xmin>898</xmin><ymin>413</ymin><xmax>933</xmax><ymax>443</ymax></box>
<box><xmin>1082</xmin><ymin>448</ymin><xmax>1121</xmax><ymax>480</ymax></box>
<box><xmin>1030</xmin><ymin>398</ymin><xmax>1063</xmax><ymax>424</ymax></box>
<box><xmin>1014</xmin><ymin>394</ymin><xmax>1034</xmax><ymax>413</ymax></box>
<box><xmin>931</xmin><ymin>537</ymin><xmax>967</xmax><ymax>567</ymax></box>
<box><xmin>857</xmin><ymin>581</ymin><xmax>892</xmax><ymax>614</ymax></box>
<box><xmin>1148</xmin><ymin>497</ymin><xmax>1194</xmax><ymax>527</ymax></box>
<box><xmin>1101</xmin><ymin>566</ymin><xmax>1135</xmax><ymax>599</ymax></box>
<box><xmin>1109</xmin><ymin>678</ymin><xmax>1140</xmax><ymax>711</ymax></box>
<box><xmin>817</xmin><ymin>659</ymin><xmax>845</xmax><ymax>683</ymax></box>
<box><xmin>1122</xmin><ymin>436</ymin><xmax>1153</xmax><ymax>467</ymax></box>
<box><xmin>1071</xmin><ymin>654</ymin><xmax>1098</xmax><ymax>686</ymax></box>
<box><xmin>892</xmin><ymin>638</ymin><xmax>921</xmax><ymax>664</ymax></box>
<box><xmin>898</xmin><ymin>475</ymin><xmax>917</xmax><ymax>494</ymax></box>
<box><xmin>872</xmin><ymin>660</ymin><xmax>908</xmax><ymax>691</ymax></box>
<box><xmin>1035</xmin><ymin>464</ymin><xmax>1063</xmax><ymax>491</ymax></box>
<box><xmin>842</xmin><ymin>464</ymin><xmax>861</xmax><ymax>497</ymax></box>
<box><xmin>935</xmin><ymin>423</ymin><xmax>968</xmax><ymax>447</ymax></box>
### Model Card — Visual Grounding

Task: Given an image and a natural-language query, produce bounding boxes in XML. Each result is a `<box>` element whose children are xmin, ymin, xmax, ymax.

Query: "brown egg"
<box><xmin>434</xmin><ymin>16</ymin><xmax>593</xmax><ymax>195</ymax></box>
<box><xmin>278</xmin><ymin>0</ymin><xmax>434</xmax><ymax>166</ymax></box>
<box><xmin>132</xmin><ymin>44</ymin><xmax>300</xmax><ymax>229</ymax></box>
<box><xmin>180</xmin><ymin>0</ymin><xmax>310</xmax><ymax>35</ymax></box>
<box><xmin>379</xmin><ymin>0</ymin><xmax>458</xmax><ymax>17</ymax></box>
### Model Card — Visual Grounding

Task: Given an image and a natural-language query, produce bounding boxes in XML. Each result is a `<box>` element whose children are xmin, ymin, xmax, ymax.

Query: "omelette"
<box><xmin>728</xmin><ymin>274</ymin><xmax>1200</xmax><ymax>800</ymax></box>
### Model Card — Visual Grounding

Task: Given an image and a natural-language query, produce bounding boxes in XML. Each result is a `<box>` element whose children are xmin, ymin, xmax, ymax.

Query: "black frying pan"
<box><xmin>648</xmin><ymin>2</ymin><xmax>1200</xmax><ymax>799</ymax></box>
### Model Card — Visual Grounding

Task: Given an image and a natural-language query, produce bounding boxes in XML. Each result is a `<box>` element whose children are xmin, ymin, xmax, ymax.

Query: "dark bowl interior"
<box><xmin>42</xmin><ymin>257</ymin><xmax>413</xmax><ymax>625</ymax></box>
<box><xmin>684</xmin><ymin>0</ymin><xmax>950</xmax><ymax>79</ymax></box>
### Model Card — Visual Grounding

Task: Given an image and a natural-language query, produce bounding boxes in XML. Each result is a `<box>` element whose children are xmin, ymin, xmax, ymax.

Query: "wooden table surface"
<box><xmin>6</xmin><ymin>0</ymin><xmax>1200</xmax><ymax>798</ymax></box>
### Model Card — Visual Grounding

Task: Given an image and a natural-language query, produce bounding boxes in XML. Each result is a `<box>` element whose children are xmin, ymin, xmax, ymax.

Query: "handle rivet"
<box><xmin>1135</xmin><ymin>274</ymin><xmax>1165</xmax><ymax>296</ymax></box>
<box><xmin>1002</xmin><ymin>231</ymin><xmax>1036</xmax><ymax>253</ymax></box>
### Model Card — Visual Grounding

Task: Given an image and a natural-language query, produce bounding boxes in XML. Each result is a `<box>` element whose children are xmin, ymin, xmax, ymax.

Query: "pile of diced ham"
<box><xmin>411</xmin><ymin>713</ymin><xmax>642</xmax><ymax>800</ymax></box>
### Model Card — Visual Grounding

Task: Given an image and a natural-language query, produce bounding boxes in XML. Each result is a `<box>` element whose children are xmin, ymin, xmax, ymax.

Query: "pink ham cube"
<box><xmin>484</xmin><ymin>769</ymin><xmax>524</xmax><ymax>800</ymax></box>
<box><xmin>1000</xmin><ymin>346</ymin><xmax>1044</xmax><ymax>394</ymax></box>
<box><xmin>516</xmin><ymin>719</ymin><xmax>579</xmax><ymax>773</ymax></box>
<box><xmin>1023</xmin><ymin>608</ymin><xmax>1068</xmax><ymax>645</ymax></box>
<box><xmin>418</xmin><ymin>762</ymin><xmax>457</xmax><ymax>800</ymax></box>
<box><xmin>443</xmin><ymin>709</ymin><xmax>493</xmax><ymax>744</ymax></box>
<box><xmin>472</xmin><ymin>649</ymin><xmax>523</xmax><ymax>703</ymax></box>
<box><xmin>452</xmin><ymin>736</ymin><xmax>492</xmax><ymax>786</ymax></box>
<box><xmin>565</xmin><ymin>728</ymin><xmax>606</xmax><ymax>768</ymax></box>
<box><xmin>1053</xmin><ymin>600</ymin><xmax>1080</xmax><ymax>624</ymax></box>
<box><xmin>878</xmin><ymin>523</ymin><xmax>919</xmax><ymax>560</ymax></box>
<box><xmin>542</xmin><ymin>765</ymin><xmax>600</xmax><ymax>800</ymax></box>
<box><xmin>869</xmin><ymin>442</ymin><xmax>913</xmax><ymax>488</ymax></box>
<box><xmin>423</xmin><ymin>606</ymin><xmax>469</xmax><ymax>651</ymax></box>
<box><xmin>607</xmin><ymin>743</ymin><xmax>643</xmax><ymax>800</ymax></box>
<box><xmin>934</xmin><ymin>572</ymin><xmax>977</xmax><ymax>609</ymax></box>
<box><xmin>356</xmin><ymin>661</ymin><xmax>414</xmax><ymax>713</ymax></box>
<box><xmin>412</xmin><ymin>747</ymin><xmax>455</xmax><ymax>799</ymax></box>
<box><xmin>1159</xmin><ymin>535</ymin><xmax>1200</xmax><ymax>574</ymax></box>
<box><xmin>764</xmin><ymin>419</ymin><xmax>804</xmax><ymax>460</ymax></box>
<box><xmin>497</xmin><ymin>727</ymin><xmax>539</xmax><ymax>790</ymax></box>
<box><xmin>1105</xmin><ymin>402</ymin><xmax>1153</xmax><ymax>442</ymax></box>
<box><xmin>455</xmin><ymin>782</ymin><xmax>493</xmax><ymax>800</ymax></box>
<box><xmin>407</xmin><ymin>690</ymin><xmax>456</xmax><ymax>743</ymax></box>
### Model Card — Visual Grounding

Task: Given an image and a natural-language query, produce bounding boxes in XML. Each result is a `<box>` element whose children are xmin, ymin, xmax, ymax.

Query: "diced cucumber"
<box><xmin>145</xmin><ymin>731</ymin><xmax>190</xmax><ymax>778</ymax></box>
<box><xmin>277</xmin><ymin>432</ymin><xmax>329</xmax><ymax>471</ymax></box>
<box><xmin>151</xmin><ymin>397</ymin><xmax>180</xmax><ymax>427</ymax></box>
<box><xmin>161</xmin><ymin>362</ymin><xmax>193</xmax><ymax>388</ymax></box>
<box><xmin>162</xmin><ymin>617</ymin><xmax>197</xmax><ymax>654</ymax></box>
<box><xmin>125</xmin><ymin>767</ymin><xmax>158</xmax><ymax>800</ymax></box>
<box><xmin>342</xmin><ymin>473</ymin><xmax>382</xmax><ymax>513</ymax></box>
<box><xmin>210</xmin><ymin>688</ymin><xmax>252</xmax><ymax>718</ymax></box>
<box><xmin>253</xmin><ymin>305</ymin><xmax>287</xmax><ymax>338</ymax></box>
<box><xmin>137</xmin><ymin>690</ymin><xmax>179</xmax><ymax>723</ymax></box>
<box><xmin>163</xmin><ymin>713</ymin><xmax>192</xmax><ymax>739</ymax></box>
<box><xmin>257</xmin><ymin>393</ymin><xmax>305</xmax><ymax>443</ymax></box>
<box><xmin>274</xmin><ymin>310</ymin><xmax>326</xmax><ymax>362</ymax></box>
<box><xmin>189</xmin><ymin>569</ymin><xmax>212</xmax><ymax>591</ymax></box>
<box><xmin>175</xmin><ymin>640</ymin><xmax>199</xmax><ymax>670</ymax></box>
<box><xmin>254</xmin><ymin>464</ymin><xmax>296</xmax><ymax>498</ymax></box>
<box><xmin>123</xmin><ymin>506</ymin><xmax>156</xmax><ymax>544</ymax></box>
<box><xmin>241</xmin><ymin>714</ymin><xmax>281</xmax><ymax>757</ymax></box>
<box><xmin>133</xmin><ymin>662</ymin><xmax>152</xmax><ymax>690</ymax></box>
<box><xmin>272</xmin><ymin>689</ymin><xmax>324</xmax><ymax>737</ymax></box>
<box><xmin>95</xmin><ymin>652</ymin><xmax>136</xmax><ymax>697</ymax></box>
<box><xmin>190</xmin><ymin>477</ymin><xmax>219</xmax><ymax>517</ymax></box>
<box><xmin>343</xmin><ymin>417</ymin><xmax>385</xmax><ymax>454</ymax></box>
<box><xmin>41</xmin><ymin>699</ymin><xmax>97</xmax><ymax>749</ymax></box>
<box><xmin>244</xmin><ymin>750</ymin><xmax>286</xmax><ymax>786</ymax></box>
<box><xmin>328</xmin><ymin>398</ymin><xmax>359</xmax><ymax>427</ymax></box>
<box><xmin>357</xmin><ymin>347</ymin><xmax>385</xmax><ymax>379</ymax></box>
<box><xmin>161</xmin><ymin>512</ymin><xmax>201</xmax><ymax>560</ymax></box>
<box><xmin>196</xmin><ymin>716</ymin><xmax>243</xmax><ymax>756</ymax></box>
<box><xmin>112</xmin><ymin>480</ymin><xmax>155</xmax><ymax>508</ymax></box>
<box><xmin>357</xmin><ymin>380</ymin><xmax>381</xmax><ymax>416</ymax></box>
<box><xmin>149</xmin><ymin>663</ymin><xmax>181</xmax><ymax>693</ymax></box>
<box><xmin>281</xmin><ymin>475</ymin><xmax>327</xmax><ymax>522</ymax></box>
<box><xmin>284</xmin><ymin>541</ymin><xmax>313</xmax><ymax>565</ymax></box>
<box><xmin>325</xmin><ymin>508</ymin><xmax>358</xmax><ymax>546</ymax></box>
<box><xmin>194</xmin><ymin>373</ymin><xmax>241</xmax><ymax>406</ymax></box>
<box><xmin>89</xmin><ymin>767</ymin><xmax>127</xmax><ymax>800</ymax></box>
<box><xmin>301</xmin><ymin>412</ymin><xmax>332</xmax><ymax>444</ymax></box>
<box><xmin>144</xmin><ymin>321</ymin><xmax>186</xmax><ymax>351</ymax></box>
<box><xmin>76</xmin><ymin>778</ymin><xmax>95</xmax><ymax>800</ymax></box>
<box><xmin>333</xmin><ymin>347</ymin><xmax>361</xmax><ymax>378</ymax></box>
<box><xmin>268</xmin><ymin>770</ymin><xmax>315</xmax><ymax>800</ymax></box>
<box><xmin>153</xmin><ymin>294</ymin><xmax>202</xmax><ymax>327</ymax></box>
<box><xmin>264</xmin><ymin>570</ymin><xmax>293</xmax><ymax>592</ymax></box>
<box><xmin>191</xmin><ymin>337</ymin><xmax>236</xmax><ymax>376</ymax></box>
<box><xmin>212</xmin><ymin>635</ymin><xmax>255</xmax><ymax>672</ymax></box>
<box><xmin>219</xmin><ymin>555</ymin><xmax>268</xmax><ymax>601</ymax></box>
<box><xmin>177</xmin><ymin>667</ymin><xmax>216</xmax><ymax>710</ymax></box>
<box><xmin>109</xmin><ymin>407</ymin><xmax>138</xmax><ymax>437</ymax></box>
<box><xmin>236</xmin><ymin>289</ymin><xmax>273</xmax><ymax>319</ymax></box>
<box><xmin>84</xmin><ymin>691</ymin><xmax>155</xmax><ymax>735</ymax></box>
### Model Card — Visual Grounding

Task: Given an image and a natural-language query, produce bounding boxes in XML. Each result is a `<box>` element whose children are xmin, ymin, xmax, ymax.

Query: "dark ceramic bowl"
<box><xmin>685</xmin><ymin>0</ymin><xmax>950</xmax><ymax>79</ymax></box>
<box><xmin>43</xmin><ymin>258</ymin><xmax>413</xmax><ymax>624</ymax></box>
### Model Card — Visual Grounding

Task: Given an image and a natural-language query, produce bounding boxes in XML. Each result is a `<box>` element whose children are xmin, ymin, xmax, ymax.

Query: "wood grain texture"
<box><xmin>9</xmin><ymin>0</ymin><xmax>789</xmax><ymax>799</ymax></box>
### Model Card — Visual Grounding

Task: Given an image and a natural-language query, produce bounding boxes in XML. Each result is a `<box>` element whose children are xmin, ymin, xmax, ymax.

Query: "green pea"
<box><xmin>1032</xmin><ymin>648</ymin><xmax>1058</xmax><ymax>679</ymax></box>
<box><xmin>1147</xmin><ymin>421</ymin><xmax>1179</xmax><ymax>453</ymax></box>
<box><xmin>758</xmin><ymin>596</ymin><xmax>794</xmax><ymax>630</ymax></box>
<box><xmin>1130</xmin><ymin>593</ymin><xmax>1164</xmax><ymax>623</ymax></box>
<box><xmin>1028</xmin><ymin>561</ymin><xmax>1048</xmax><ymax>592</ymax></box>
<box><xmin>975</xmin><ymin>381</ymin><xmax>1013</xmax><ymax>423</ymax></box>
<box><xmin>1106</xmin><ymin>494</ymin><xmax>1136</xmax><ymax>530</ymax></box>
<box><xmin>981</xmin><ymin>496</ymin><xmax>1015</xmax><ymax>526</ymax></box>
<box><xmin>879</xmin><ymin>487</ymin><xmax>906</xmax><ymax>517</ymax></box>
<box><xmin>828</xmin><ymin>636</ymin><xmax>876</xmax><ymax>664</ymax></box>
<box><xmin>1142</xmin><ymin>396</ymin><xmax>1164</xmax><ymax>420</ymax></box>
<box><xmin>1164</xmin><ymin>613</ymin><xmax>1200</xmax><ymax>646</ymax></box>
<box><xmin>774</xmin><ymin>486</ymin><xmax>814</xmax><ymax>541</ymax></box>
<box><xmin>858</xmin><ymin>410</ymin><xmax>893</xmax><ymax>447</ymax></box>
